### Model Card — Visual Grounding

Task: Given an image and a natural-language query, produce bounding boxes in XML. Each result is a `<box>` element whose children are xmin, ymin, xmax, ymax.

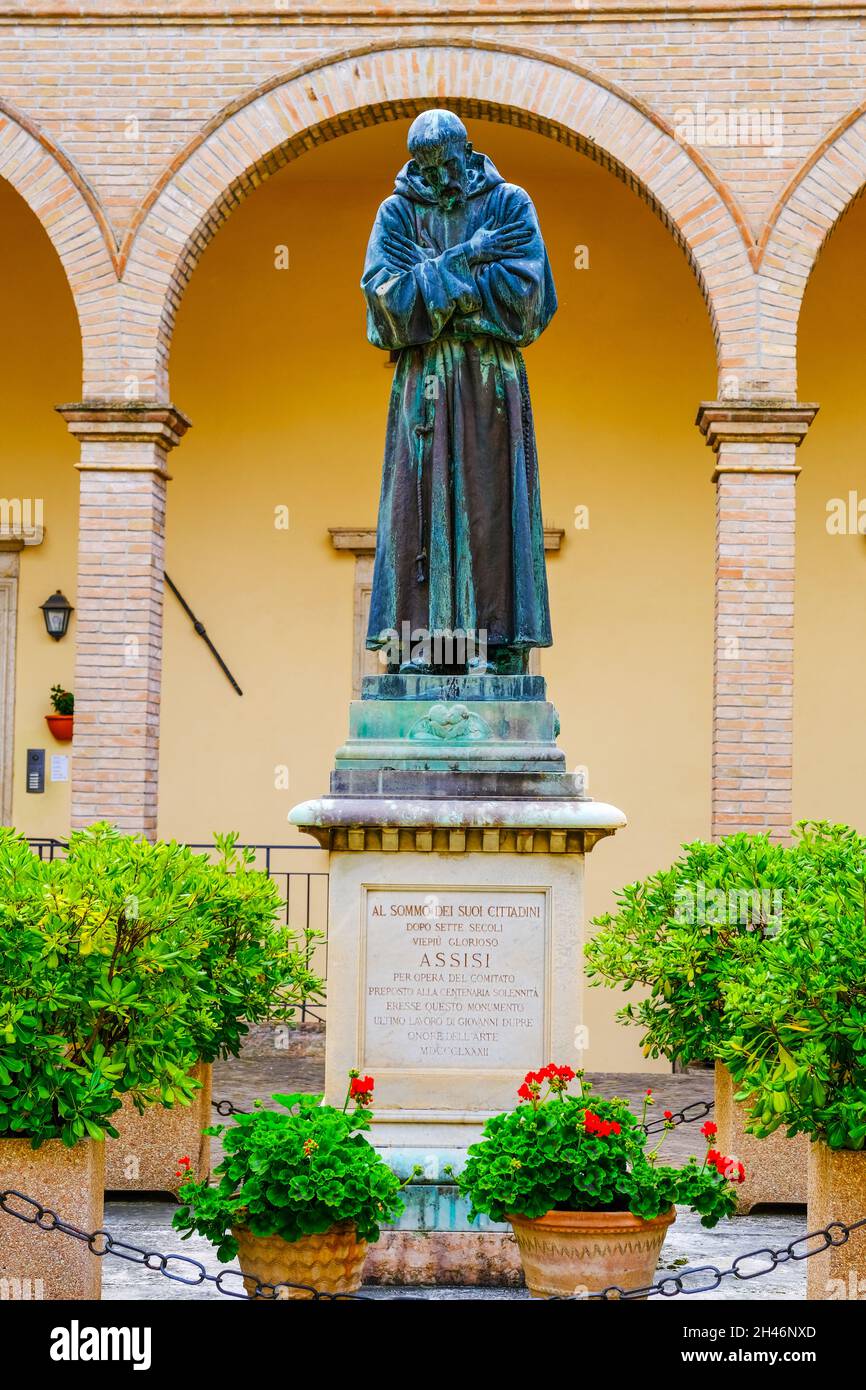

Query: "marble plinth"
<box><xmin>289</xmin><ymin>672</ymin><xmax>626</xmax><ymax>1280</ymax></box>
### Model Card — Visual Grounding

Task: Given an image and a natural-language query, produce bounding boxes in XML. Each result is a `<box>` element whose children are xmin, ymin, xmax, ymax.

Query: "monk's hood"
<box><xmin>394</xmin><ymin>151</ymin><xmax>504</xmax><ymax>205</ymax></box>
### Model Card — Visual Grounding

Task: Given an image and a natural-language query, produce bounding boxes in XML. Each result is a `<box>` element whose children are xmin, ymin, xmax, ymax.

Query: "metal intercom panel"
<box><xmin>26</xmin><ymin>748</ymin><xmax>45</xmax><ymax>793</ymax></box>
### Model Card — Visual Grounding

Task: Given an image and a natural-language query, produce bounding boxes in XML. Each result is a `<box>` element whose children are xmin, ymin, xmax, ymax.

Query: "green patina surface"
<box><xmin>336</xmin><ymin>673</ymin><xmax>566</xmax><ymax>776</ymax></box>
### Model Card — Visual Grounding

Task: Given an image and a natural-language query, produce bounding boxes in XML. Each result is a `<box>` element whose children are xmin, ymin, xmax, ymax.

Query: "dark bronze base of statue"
<box><xmin>388</xmin><ymin>644</ymin><xmax>533</xmax><ymax>677</ymax></box>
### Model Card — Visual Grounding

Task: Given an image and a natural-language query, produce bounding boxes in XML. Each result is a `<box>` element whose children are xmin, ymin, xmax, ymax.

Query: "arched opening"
<box><xmin>163</xmin><ymin>115</ymin><xmax>716</xmax><ymax>1071</ymax></box>
<box><xmin>794</xmin><ymin>191</ymin><xmax>866</xmax><ymax>827</ymax></box>
<box><xmin>122</xmin><ymin>46</ymin><xmax>755</xmax><ymax>401</ymax></box>
<box><xmin>0</xmin><ymin>178</ymin><xmax>81</xmax><ymax>832</ymax></box>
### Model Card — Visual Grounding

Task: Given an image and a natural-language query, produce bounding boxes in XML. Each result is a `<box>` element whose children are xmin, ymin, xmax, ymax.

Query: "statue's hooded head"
<box><xmin>407</xmin><ymin>109</ymin><xmax>472</xmax><ymax>209</ymax></box>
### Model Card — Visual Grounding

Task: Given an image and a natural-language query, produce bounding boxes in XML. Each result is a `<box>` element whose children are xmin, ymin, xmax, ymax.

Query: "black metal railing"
<box><xmin>24</xmin><ymin>837</ymin><xmax>329</xmax><ymax>1023</ymax></box>
<box><xmin>25</xmin><ymin>836</ymin><xmax>68</xmax><ymax>861</ymax></box>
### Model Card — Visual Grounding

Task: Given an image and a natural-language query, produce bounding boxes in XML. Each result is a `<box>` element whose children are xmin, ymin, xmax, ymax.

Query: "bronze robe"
<box><xmin>362</xmin><ymin>152</ymin><xmax>557</xmax><ymax>661</ymax></box>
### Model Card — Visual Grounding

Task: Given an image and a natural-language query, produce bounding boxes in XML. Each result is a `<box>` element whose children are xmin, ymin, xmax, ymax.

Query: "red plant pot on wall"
<box><xmin>45</xmin><ymin>714</ymin><xmax>73</xmax><ymax>742</ymax></box>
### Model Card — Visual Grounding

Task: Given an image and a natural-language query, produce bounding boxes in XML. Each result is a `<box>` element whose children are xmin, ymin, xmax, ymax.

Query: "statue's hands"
<box><xmin>384</xmin><ymin>230</ymin><xmax>431</xmax><ymax>272</ymax></box>
<box><xmin>466</xmin><ymin>219</ymin><xmax>533</xmax><ymax>265</ymax></box>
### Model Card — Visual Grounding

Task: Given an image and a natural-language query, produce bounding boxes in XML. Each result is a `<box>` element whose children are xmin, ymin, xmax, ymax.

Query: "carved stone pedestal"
<box><xmin>290</xmin><ymin>674</ymin><xmax>625</xmax><ymax>1284</ymax></box>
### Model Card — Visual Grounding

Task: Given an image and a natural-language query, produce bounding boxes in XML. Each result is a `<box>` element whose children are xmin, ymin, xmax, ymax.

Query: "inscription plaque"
<box><xmin>363</xmin><ymin>887</ymin><xmax>548</xmax><ymax>1070</ymax></box>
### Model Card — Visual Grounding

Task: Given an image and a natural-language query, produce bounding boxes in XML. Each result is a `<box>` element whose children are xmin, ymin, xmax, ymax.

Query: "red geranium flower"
<box><xmin>664</xmin><ymin>1110</ymin><xmax>674</xmax><ymax>1121</ymax></box>
<box><xmin>701</xmin><ymin>1120</ymin><xmax>718</xmax><ymax>1139</ymax></box>
<box><xmin>546</xmin><ymin>1063</ymin><xmax>575</xmax><ymax>1093</ymax></box>
<box><xmin>350</xmin><ymin>1075</ymin><xmax>375</xmax><ymax>1104</ymax></box>
<box><xmin>584</xmin><ymin>1110</ymin><xmax>620</xmax><ymax>1138</ymax></box>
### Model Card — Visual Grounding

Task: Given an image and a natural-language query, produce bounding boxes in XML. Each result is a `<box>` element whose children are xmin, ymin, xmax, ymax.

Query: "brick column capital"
<box><xmin>697</xmin><ymin>400</ymin><xmax>817</xmax><ymax>458</ymax></box>
<box><xmin>56</xmin><ymin>400</ymin><xmax>191</xmax><ymax>475</ymax></box>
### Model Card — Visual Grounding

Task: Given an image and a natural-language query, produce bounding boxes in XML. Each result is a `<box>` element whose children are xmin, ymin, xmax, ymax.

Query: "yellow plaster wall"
<box><xmin>164</xmin><ymin>120</ymin><xmax>717</xmax><ymax>1069</ymax></box>
<box><xmin>1</xmin><ymin>182</ymin><xmax>80</xmax><ymax>835</ymax></box>
<box><xmin>795</xmin><ymin>198</ymin><xmax>866</xmax><ymax>833</ymax></box>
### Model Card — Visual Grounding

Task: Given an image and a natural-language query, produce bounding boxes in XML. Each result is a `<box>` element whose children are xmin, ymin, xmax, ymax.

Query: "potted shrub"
<box><xmin>0</xmin><ymin>827</ymin><xmax>213</xmax><ymax>1299</ymax></box>
<box><xmin>720</xmin><ymin>821</ymin><xmax>866</xmax><ymax>1300</ymax></box>
<box><xmin>455</xmin><ymin>1065</ymin><xmax>741</xmax><ymax>1298</ymax></box>
<box><xmin>45</xmin><ymin>684</ymin><xmax>73</xmax><ymax>741</ymax></box>
<box><xmin>173</xmin><ymin>1076</ymin><xmax>405</xmax><ymax>1299</ymax></box>
<box><xmin>584</xmin><ymin>831</ymin><xmax>809</xmax><ymax>1210</ymax></box>
<box><xmin>55</xmin><ymin>826</ymin><xmax>322</xmax><ymax>1195</ymax></box>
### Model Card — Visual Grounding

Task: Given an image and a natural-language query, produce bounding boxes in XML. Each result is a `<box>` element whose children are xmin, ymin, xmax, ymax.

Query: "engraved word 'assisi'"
<box><xmin>362</xmin><ymin>109</ymin><xmax>557</xmax><ymax>676</ymax></box>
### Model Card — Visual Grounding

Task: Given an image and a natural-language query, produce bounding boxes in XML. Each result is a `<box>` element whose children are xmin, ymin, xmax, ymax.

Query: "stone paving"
<box><xmin>99</xmin><ymin>1029</ymin><xmax>808</xmax><ymax>1301</ymax></box>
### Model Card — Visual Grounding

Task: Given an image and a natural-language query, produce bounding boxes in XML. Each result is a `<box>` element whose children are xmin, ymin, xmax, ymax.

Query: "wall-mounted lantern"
<box><xmin>40</xmin><ymin>590</ymin><xmax>74</xmax><ymax>641</ymax></box>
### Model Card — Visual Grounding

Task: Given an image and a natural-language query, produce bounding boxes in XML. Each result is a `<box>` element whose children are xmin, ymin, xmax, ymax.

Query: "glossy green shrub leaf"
<box><xmin>0</xmin><ymin>824</ymin><xmax>324</xmax><ymax>1147</ymax></box>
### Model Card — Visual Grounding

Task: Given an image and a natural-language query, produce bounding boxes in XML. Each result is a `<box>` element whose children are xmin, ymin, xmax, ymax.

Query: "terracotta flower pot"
<box><xmin>45</xmin><ymin>713</ymin><xmax>73</xmax><ymax>742</ymax></box>
<box><xmin>508</xmin><ymin>1206</ymin><xmax>676</xmax><ymax>1299</ymax></box>
<box><xmin>806</xmin><ymin>1142</ymin><xmax>866</xmax><ymax>1300</ymax></box>
<box><xmin>715</xmin><ymin>1061</ymin><xmax>808</xmax><ymax>1212</ymax></box>
<box><xmin>0</xmin><ymin>1137</ymin><xmax>104</xmax><ymax>1300</ymax></box>
<box><xmin>231</xmin><ymin>1221</ymin><xmax>368</xmax><ymax>1300</ymax></box>
<box><xmin>105</xmin><ymin>1061</ymin><xmax>212</xmax><ymax>1194</ymax></box>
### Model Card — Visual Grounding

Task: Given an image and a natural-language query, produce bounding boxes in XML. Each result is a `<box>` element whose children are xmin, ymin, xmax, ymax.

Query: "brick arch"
<box><xmin>119</xmin><ymin>42</ymin><xmax>758</xmax><ymax>402</ymax></box>
<box><xmin>0</xmin><ymin>98</ymin><xmax>117</xmax><ymax>377</ymax></box>
<box><xmin>760</xmin><ymin>102</ymin><xmax>866</xmax><ymax>394</ymax></box>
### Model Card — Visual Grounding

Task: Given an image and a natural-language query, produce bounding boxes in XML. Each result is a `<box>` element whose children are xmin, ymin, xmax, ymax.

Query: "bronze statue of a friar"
<box><xmin>361</xmin><ymin>109</ymin><xmax>557</xmax><ymax>676</ymax></box>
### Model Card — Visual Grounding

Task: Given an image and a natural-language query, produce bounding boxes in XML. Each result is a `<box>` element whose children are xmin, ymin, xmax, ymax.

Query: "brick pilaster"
<box><xmin>696</xmin><ymin>401</ymin><xmax>818</xmax><ymax>841</ymax></box>
<box><xmin>57</xmin><ymin>402</ymin><xmax>191</xmax><ymax>838</ymax></box>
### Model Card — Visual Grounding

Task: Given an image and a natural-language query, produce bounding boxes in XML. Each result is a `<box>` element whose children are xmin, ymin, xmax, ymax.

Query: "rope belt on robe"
<box><xmin>516</xmin><ymin>351</ymin><xmax>536</xmax><ymax>499</ymax></box>
<box><xmin>411</xmin><ymin>346</ymin><xmax>533</xmax><ymax>590</ymax></box>
<box><xmin>412</xmin><ymin>408</ymin><xmax>433</xmax><ymax>586</ymax></box>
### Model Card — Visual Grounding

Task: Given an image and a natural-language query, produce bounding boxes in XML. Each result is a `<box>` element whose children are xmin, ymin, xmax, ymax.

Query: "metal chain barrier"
<box><xmin>0</xmin><ymin>1189</ymin><xmax>375</xmax><ymax>1301</ymax></box>
<box><xmin>3</xmin><ymin>1183</ymin><xmax>863</xmax><ymax>1303</ymax></box>
<box><xmin>213</xmin><ymin>1096</ymin><xmax>716</xmax><ymax>1132</ymax></box>
<box><xmin>579</xmin><ymin>1213</ymin><xmax>866</xmax><ymax>1300</ymax></box>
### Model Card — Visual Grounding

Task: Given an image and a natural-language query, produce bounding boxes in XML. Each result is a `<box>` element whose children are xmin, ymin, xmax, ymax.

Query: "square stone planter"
<box><xmin>807</xmin><ymin>1142</ymin><xmax>866</xmax><ymax>1300</ymax></box>
<box><xmin>715</xmin><ymin>1062</ymin><xmax>809</xmax><ymax>1212</ymax></box>
<box><xmin>105</xmin><ymin>1062</ymin><xmax>211</xmax><ymax>1195</ymax></box>
<box><xmin>0</xmin><ymin>1137</ymin><xmax>104</xmax><ymax>1300</ymax></box>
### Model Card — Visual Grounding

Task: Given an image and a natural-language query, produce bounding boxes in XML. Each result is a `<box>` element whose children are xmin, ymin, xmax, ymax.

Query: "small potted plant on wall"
<box><xmin>455</xmin><ymin>1065</ymin><xmax>741</xmax><ymax>1298</ymax></box>
<box><xmin>720</xmin><ymin>821</ymin><xmax>866</xmax><ymax>1301</ymax></box>
<box><xmin>45</xmin><ymin>683</ymin><xmax>73</xmax><ymax>741</ymax></box>
<box><xmin>173</xmin><ymin>1076</ymin><xmax>405</xmax><ymax>1299</ymax></box>
<box><xmin>584</xmin><ymin>831</ymin><xmax>809</xmax><ymax>1211</ymax></box>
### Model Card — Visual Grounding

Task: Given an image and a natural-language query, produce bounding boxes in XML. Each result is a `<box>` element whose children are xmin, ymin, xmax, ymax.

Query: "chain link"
<box><xmin>211</xmin><ymin>1098</ymin><xmax>249</xmax><ymax>1118</ymax></box>
<box><xmin>643</xmin><ymin>1097</ymin><xmax>715</xmax><ymax>1135</ymax></box>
